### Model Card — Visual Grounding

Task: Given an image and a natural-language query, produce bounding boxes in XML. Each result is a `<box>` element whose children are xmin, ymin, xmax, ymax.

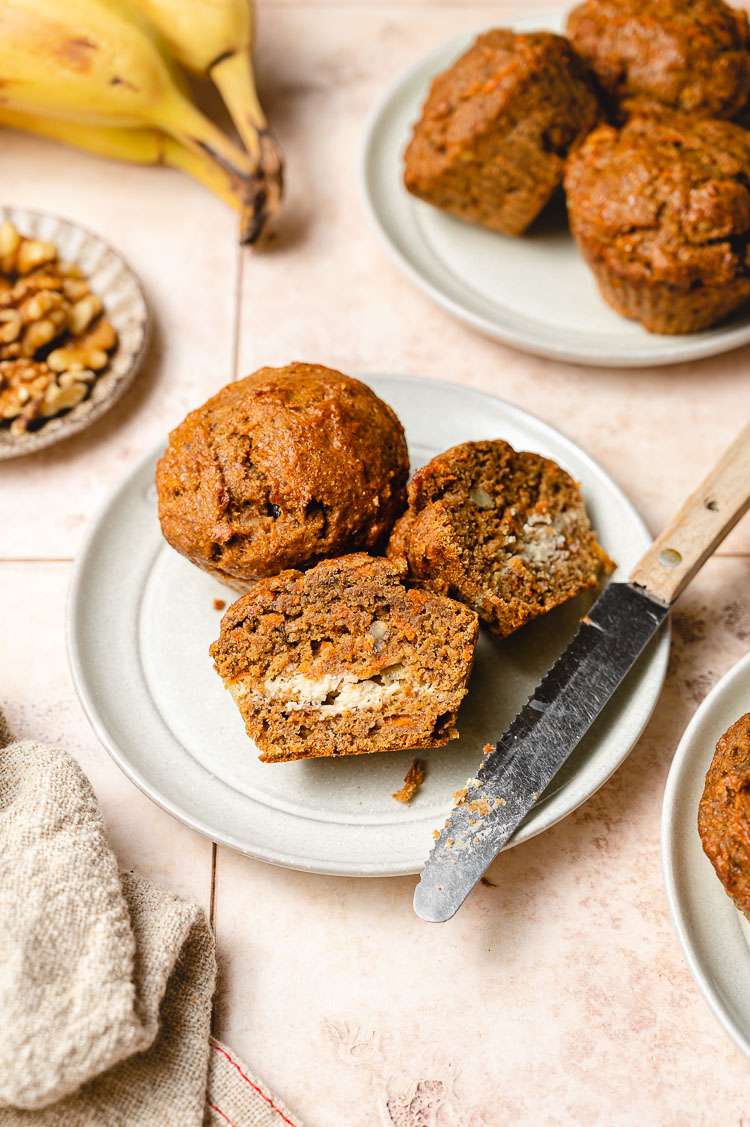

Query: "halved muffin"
<box><xmin>388</xmin><ymin>440</ymin><xmax>612</xmax><ymax>639</ymax></box>
<box><xmin>403</xmin><ymin>30</ymin><xmax>601</xmax><ymax>236</ymax></box>
<box><xmin>210</xmin><ymin>554</ymin><xmax>478</xmax><ymax>762</ymax></box>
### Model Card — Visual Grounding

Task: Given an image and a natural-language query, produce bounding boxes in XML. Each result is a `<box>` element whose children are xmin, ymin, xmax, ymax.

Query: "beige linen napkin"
<box><xmin>0</xmin><ymin>711</ymin><xmax>302</xmax><ymax>1127</ymax></box>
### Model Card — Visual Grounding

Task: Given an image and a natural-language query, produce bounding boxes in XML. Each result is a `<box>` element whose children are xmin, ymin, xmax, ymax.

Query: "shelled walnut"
<box><xmin>0</xmin><ymin>360</ymin><xmax>96</xmax><ymax>435</ymax></box>
<box><xmin>0</xmin><ymin>221</ymin><xmax>118</xmax><ymax>433</ymax></box>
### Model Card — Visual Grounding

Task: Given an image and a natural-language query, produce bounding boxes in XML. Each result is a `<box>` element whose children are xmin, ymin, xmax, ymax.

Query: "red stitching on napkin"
<box><xmin>212</xmin><ymin>1043</ymin><xmax>299</xmax><ymax>1127</ymax></box>
<box><xmin>209</xmin><ymin>1104</ymin><xmax>237</xmax><ymax>1127</ymax></box>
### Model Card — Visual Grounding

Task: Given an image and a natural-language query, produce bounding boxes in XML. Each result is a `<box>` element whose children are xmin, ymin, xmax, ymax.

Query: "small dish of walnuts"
<box><xmin>0</xmin><ymin>207</ymin><xmax>149</xmax><ymax>459</ymax></box>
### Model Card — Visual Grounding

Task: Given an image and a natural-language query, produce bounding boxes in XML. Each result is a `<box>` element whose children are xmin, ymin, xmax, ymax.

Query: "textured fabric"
<box><xmin>0</xmin><ymin>714</ymin><xmax>302</xmax><ymax>1127</ymax></box>
<box><xmin>205</xmin><ymin>1039</ymin><xmax>302</xmax><ymax>1127</ymax></box>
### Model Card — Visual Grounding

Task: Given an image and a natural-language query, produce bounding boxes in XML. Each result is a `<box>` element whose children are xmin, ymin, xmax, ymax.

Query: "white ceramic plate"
<box><xmin>360</xmin><ymin>16</ymin><xmax>750</xmax><ymax>368</ymax></box>
<box><xmin>662</xmin><ymin>651</ymin><xmax>750</xmax><ymax>1059</ymax></box>
<box><xmin>67</xmin><ymin>374</ymin><xmax>669</xmax><ymax>876</ymax></box>
<box><xmin>0</xmin><ymin>207</ymin><xmax>150</xmax><ymax>459</ymax></box>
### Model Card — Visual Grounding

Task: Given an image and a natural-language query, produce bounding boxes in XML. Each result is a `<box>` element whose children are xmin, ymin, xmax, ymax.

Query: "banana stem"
<box><xmin>210</xmin><ymin>47</ymin><xmax>268</xmax><ymax>160</ymax></box>
<box><xmin>209</xmin><ymin>47</ymin><xmax>284</xmax><ymax>229</ymax></box>
<box><xmin>155</xmin><ymin>89</ymin><xmax>271</xmax><ymax>242</ymax></box>
<box><xmin>0</xmin><ymin>109</ymin><xmax>243</xmax><ymax>216</ymax></box>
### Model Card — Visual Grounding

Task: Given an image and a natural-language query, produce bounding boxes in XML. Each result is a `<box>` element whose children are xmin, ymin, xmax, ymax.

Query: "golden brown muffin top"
<box><xmin>156</xmin><ymin>363</ymin><xmax>409</xmax><ymax>584</ymax></box>
<box><xmin>698</xmin><ymin>712</ymin><xmax>750</xmax><ymax>919</ymax></box>
<box><xmin>565</xmin><ymin>116</ymin><xmax>750</xmax><ymax>287</ymax></box>
<box><xmin>567</xmin><ymin>0</ymin><xmax>750</xmax><ymax>120</ymax></box>
<box><xmin>413</xmin><ymin>30</ymin><xmax>597</xmax><ymax>153</ymax></box>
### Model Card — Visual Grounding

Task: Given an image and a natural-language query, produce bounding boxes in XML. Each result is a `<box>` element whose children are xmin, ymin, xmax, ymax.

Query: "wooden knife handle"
<box><xmin>629</xmin><ymin>420</ymin><xmax>750</xmax><ymax>605</ymax></box>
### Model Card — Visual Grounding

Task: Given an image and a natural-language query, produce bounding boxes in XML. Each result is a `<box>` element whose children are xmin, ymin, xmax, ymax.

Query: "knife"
<box><xmin>414</xmin><ymin>420</ymin><xmax>750</xmax><ymax>923</ymax></box>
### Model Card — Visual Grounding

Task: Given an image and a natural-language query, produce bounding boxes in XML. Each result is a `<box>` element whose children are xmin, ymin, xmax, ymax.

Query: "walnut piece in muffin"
<box><xmin>210</xmin><ymin>555</ymin><xmax>478</xmax><ymax>762</ymax></box>
<box><xmin>387</xmin><ymin>439</ymin><xmax>612</xmax><ymax>639</ymax></box>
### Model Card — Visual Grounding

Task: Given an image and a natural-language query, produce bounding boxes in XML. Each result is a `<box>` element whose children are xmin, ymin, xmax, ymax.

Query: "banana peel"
<box><xmin>0</xmin><ymin>0</ymin><xmax>277</xmax><ymax>243</ymax></box>
<box><xmin>128</xmin><ymin>0</ymin><xmax>284</xmax><ymax>230</ymax></box>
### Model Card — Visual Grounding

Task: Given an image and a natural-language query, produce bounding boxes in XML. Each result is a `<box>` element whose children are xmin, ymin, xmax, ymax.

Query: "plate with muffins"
<box><xmin>67</xmin><ymin>364</ymin><xmax>669</xmax><ymax>875</ymax></box>
<box><xmin>361</xmin><ymin>3</ymin><xmax>750</xmax><ymax>367</ymax></box>
<box><xmin>662</xmin><ymin>651</ymin><xmax>750</xmax><ymax>1060</ymax></box>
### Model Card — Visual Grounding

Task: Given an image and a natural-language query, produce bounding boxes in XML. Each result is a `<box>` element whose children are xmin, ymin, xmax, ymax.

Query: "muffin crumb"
<box><xmin>392</xmin><ymin>758</ymin><xmax>426</xmax><ymax>804</ymax></box>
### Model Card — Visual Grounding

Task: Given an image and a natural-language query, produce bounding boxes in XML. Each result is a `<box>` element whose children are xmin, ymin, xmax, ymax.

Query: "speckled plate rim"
<box><xmin>662</xmin><ymin>650</ymin><xmax>750</xmax><ymax>1060</ymax></box>
<box><xmin>67</xmin><ymin>373</ymin><xmax>670</xmax><ymax>876</ymax></box>
<box><xmin>359</xmin><ymin>16</ymin><xmax>750</xmax><ymax>369</ymax></box>
<box><xmin>0</xmin><ymin>207</ymin><xmax>150</xmax><ymax>459</ymax></box>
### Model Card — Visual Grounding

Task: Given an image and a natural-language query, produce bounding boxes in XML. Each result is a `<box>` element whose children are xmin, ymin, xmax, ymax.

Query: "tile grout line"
<box><xmin>210</xmin><ymin>215</ymin><xmax>244</xmax><ymax>1039</ymax></box>
<box><xmin>209</xmin><ymin>841</ymin><xmax>218</xmax><ymax>1035</ymax></box>
<box><xmin>209</xmin><ymin>840</ymin><xmax>218</xmax><ymax>929</ymax></box>
<box><xmin>230</xmin><ymin>242</ymin><xmax>245</xmax><ymax>383</ymax></box>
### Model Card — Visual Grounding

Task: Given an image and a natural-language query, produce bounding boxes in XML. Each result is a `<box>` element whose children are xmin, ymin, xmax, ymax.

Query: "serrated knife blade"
<box><xmin>413</xmin><ymin>418</ymin><xmax>750</xmax><ymax>923</ymax></box>
<box><xmin>413</xmin><ymin>583</ymin><xmax>668</xmax><ymax>923</ymax></box>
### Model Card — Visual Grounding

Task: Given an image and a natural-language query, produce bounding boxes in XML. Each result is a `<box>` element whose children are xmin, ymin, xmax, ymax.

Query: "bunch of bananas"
<box><xmin>0</xmin><ymin>0</ymin><xmax>283</xmax><ymax>243</ymax></box>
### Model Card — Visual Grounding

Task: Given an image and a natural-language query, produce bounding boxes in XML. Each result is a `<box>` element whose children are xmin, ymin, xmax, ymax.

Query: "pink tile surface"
<box><xmin>212</xmin><ymin>559</ymin><xmax>750</xmax><ymax>1127</ymax></box>
<box><xmin>242</xmin><ymin>1</ymin><xmax>750</xmax><ymax>555</ymax></box>
<box><xmin>1</xmin><ymin>2</ymin><xmax>750</xmax><ymax>1125</ymax></box>
<box><xmin>0</xmin><ymin>562</ymin><xmax>213</xmax><ymax>907</ymax></box>
<box><xmin>0</xmin><ymin>137</ymin><xmax>239</xmax><ymax>560</ymax></box>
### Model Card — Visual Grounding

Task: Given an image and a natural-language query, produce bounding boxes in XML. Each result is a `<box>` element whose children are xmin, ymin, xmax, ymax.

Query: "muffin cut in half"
<box><xmin>210</xmin><ymin>554</ymin><xmax>479</xmax><ymax>762</ymax></box>
<box><xmin>698</xmin><ymin>713</ymin><xmax>750</xmax><ymax>920</ymax></box>
<box><xmin>567</xmin><ymin>0</ymin><xmax>750</xmax><ymax>123</ymax></box>
<box><xmin>403</xmin><ymin>30</ymin><xmax>601</xmax><ymax>236</ymax></box>
<box><xmin>565</xmin><ymin>116</ymin><xmax>750</xmax><ymax>334</ymax></box>
<box><xmin>156</xmin><ymin>363</ymin><xmax>409</xmax><ymax>589</ymax></box>
<box><xmin>388</xmin><ymin>440</ymin><xmax>612</xmax><ymax>639</ymax></box>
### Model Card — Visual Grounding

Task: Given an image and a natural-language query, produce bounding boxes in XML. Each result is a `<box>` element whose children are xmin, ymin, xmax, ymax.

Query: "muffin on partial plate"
<box><xmin>565</xmin><ymin>116</ymin><xmax>750</xmax><ymax>333</ymax></box>
<box><xmin>403</xmin><ymin>30</ymin><xmax>600</xmax><ymax>236</ymax></box>
<box><xmin>567</xmin><ymin>0</ymin><xmax>750</xmax><ymax>123</ymax></box>
<box><xmin>156</xmin><ymin>363</ymin><xmax>409</xmax><ymax>588</ymax></box>
<box><xmin>210</xmin><ymin>554</ymin><xmax>479</xmax><ymax>762</ymax></box>
<box><xmin>387</xmin><ymin>439</ymin><xmax>612</xmax><ymax>639</ymax></box>
<box><xmin>698</xmin><ymin>712</ymin><xmax>750</xmax><ymax>919</ymax></box>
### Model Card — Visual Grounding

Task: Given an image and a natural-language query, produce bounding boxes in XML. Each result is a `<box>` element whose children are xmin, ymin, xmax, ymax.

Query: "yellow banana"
<box><xmin>0</xmin><ymin>107</ymin><xmax>245</xmax><ymax>215</ymax></box>
<box><xmin>0</xmin><ymin>0</ymin><xmax>270</xmax><ymax>241</ymax></box>
<box><xmin>128</xmin><ymin>0</ymin><xmax>283</xmax><ymax>225</ymax></box>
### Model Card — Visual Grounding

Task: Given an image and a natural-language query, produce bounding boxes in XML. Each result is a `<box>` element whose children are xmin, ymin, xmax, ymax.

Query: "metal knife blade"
<box><xmin>413</xmin><ymin>582</ymin><xmax>669</xmax><ymax>923</ymax></box>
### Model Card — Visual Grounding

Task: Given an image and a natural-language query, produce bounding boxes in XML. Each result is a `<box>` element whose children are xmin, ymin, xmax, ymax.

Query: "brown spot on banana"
<box><xmin>55</xmin><ymin>37</ymin><xmax>97</xmax><ymax>71</ymax></box>
<box><xmin>110</xmin><ymin>76</ymin><xmax>139</xmax><ymax>91</ymax></box>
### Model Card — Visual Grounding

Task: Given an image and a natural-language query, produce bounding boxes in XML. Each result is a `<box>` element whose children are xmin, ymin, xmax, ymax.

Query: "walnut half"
<box><xmin>0</xmin><ymin>221</ymin><xmax>118</xmax><ymax>433</ymax></box>
<box><xmin>0</xmin><ymin>359</ymin><xmax>96</xmax><ymax>434</ymax></box>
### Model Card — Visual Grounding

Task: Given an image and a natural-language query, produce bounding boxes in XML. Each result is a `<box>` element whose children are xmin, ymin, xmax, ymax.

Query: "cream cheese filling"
<box><xmin>230</xmin><ymin>663</ymin><xmax>437</xmax><ymax>714</ymax></box>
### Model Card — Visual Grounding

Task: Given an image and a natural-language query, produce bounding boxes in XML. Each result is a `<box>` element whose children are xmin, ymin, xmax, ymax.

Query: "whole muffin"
<box><xmin>387</xmin><ymin>439</ymin><xmax>612</xmax><ymax>639</ymax></box>
<box><xmin>565</xmin><ymin>116</ymin><xmax>750</xmax><ymax>333</ymax></box>
<box><xmin>567</xmin><ymin>0</ymin><xmax>750</xmax><ymax>122</ymax></box>
<box><xmin>156</xmin><ymin>363</ymin><xmax>409</xmax><ymax>587</ymax></box>
<box><xmin>404</xmin><ymin>30</ymin><xmax>601</xmax><ymax>236</ymax></box>
<box><xmin>698</xmin><ymin>713</ymin><xmax>750</xmax><ymax>920</ymax></box>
